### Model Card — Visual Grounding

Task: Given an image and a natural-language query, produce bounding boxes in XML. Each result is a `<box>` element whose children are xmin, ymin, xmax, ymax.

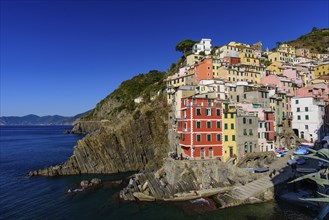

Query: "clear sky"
<box><xmin>1</xmin><ymin>0</ymin><xmax>328</xmax><ymax>116</ymax></box>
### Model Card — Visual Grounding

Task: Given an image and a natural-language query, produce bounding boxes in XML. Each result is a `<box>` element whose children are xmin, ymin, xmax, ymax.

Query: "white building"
<box><xmin>291</xmin><ymin>97</ymin><xmax>325</xmax><ymax>143</ymax></box>
<box><xmin>193</xmin><ymin>38</ymin><xmax>212</xmax><ymax>55</ymax></box>
<box><xmin>198</xmin><ymin>79</ymin><xmax>225</xmax><ymax>100</ymax></box>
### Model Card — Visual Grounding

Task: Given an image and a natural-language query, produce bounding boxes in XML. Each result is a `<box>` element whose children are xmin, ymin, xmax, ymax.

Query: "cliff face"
<box><xmin>30</xmin><ymin>99</ymin><xmax>169</xmax><ymax>176</ymax></box>
<box><xmin>30</xmin><ymin>70</ymin><xmax>170</xmax><ymax>176</ymax></box>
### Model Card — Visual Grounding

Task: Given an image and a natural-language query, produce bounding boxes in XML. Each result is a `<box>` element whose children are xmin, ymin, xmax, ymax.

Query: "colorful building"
<box><xmin>193</xmin><ymin>58</ymin><xmax>214</xmax><ymax>84</ymax></box>
<box><xmin>314</xmin><ymin>63</ymin><xmax>329</xmax><ymax>78</ymax></box>
<box><xmin>178</xmin><ymin>97</ymin><xmax>223</xmax><ymax>159</ymax></box>
<box><xmin>223</xmin><ymin>103</ymin><xmax>237</xmax><ymax>163</ymax></box>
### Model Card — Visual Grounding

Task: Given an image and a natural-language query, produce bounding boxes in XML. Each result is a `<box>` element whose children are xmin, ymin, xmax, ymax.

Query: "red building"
<box><xmin>177</xmin><ymin>97</ymin><xmax>223</xmax><ymax>159</ymax></box>
<box><xmin>224</xmin><ymin>57</ymin><xmax>240</xmax><ymax>65</ymax></box>
<box><xmin>264</xmin><ymin>110</ymin><xmax>275</xmax><ymax>144</ymax></box>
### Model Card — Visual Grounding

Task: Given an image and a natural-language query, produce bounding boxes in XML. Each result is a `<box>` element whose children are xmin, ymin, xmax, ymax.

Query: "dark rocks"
<box><xmin>79</xmin><ymin>178</ymin><xmax>102</xmax><ymax>190</ymax></box>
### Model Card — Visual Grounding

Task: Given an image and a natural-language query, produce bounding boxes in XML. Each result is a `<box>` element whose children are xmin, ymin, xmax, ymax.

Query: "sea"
<box><xmin>0</xmin><ymin>126</ymin><xmax>318</xmax><ymax>220</ymax></box>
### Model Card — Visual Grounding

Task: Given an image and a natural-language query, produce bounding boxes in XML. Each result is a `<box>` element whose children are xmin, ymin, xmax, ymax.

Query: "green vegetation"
<box><xmin>199</xmin><ymin>51</ymin><xmax>206</xmax><ymax>56</ymax></box>
<box><xmin>175</xmin><ymin>39</ymin><xmax>198</xmax><ymax>55</ymax></box>
<box><xmin>83</xmin><ymin>70</ymin><xmax>167</xmax><ymax>119</ymax></box>
<box><xmin>287</xmin><ymin>28</ymin><xmax>329</xmax><ymax>54</ymax></box>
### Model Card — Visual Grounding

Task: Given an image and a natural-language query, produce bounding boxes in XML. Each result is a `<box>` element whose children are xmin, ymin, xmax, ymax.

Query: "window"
<box><xmin>244</xmin><ymin>94</ymin><xmax>247</xmax><ymax>99</ymax></box>
<box><xmin>207</xmin><ymin>134</ymin><xmax>211</xmax><ymax>142</ymax></box>
<box><xmin>196</xmin><ymin>134</ymin><xmax>201</xmax><ymax>142</ymax></box>
<box><xmin>224</xmin><ymin>123</ymin><xmax>228</xmax><ymax>129</ymax></box>
<box><xmin>297</xmin><ymin>107</ymin><xmax>300</xmax><ymax>112</ymax></box>
<box><xmin>249</xmin><ymin>119</ymin><xmax>252</xmax><ymax>124</ymax></box>
<box><xmin>305</xmin><ymin>115</ymin><xmax>309</xmax><ymax>120</ymax></box>
<box><xmin>206</xmin><ymin>109</ymin><xmax>212</xmax><ymax>116</ymax></box>
<box><xmin>196</xmin><ymin>121</ymin><xmax>201</xmax><ymax>129</ymax></box>
<box><xmin>230</xmin><ymin>113</ymin><xmax>234</xmax><ymax>118</ymax></box>
<box><xmin>217</xmin><ymin>134</ymin><xmax>221</xmax><ymax>141</ymax></box>
<box><xmin>196</xmin><ymin>108</ymin><xmax>201</xmax><ymax>116</ymax></box>
<box><xmin>297</xmin><ymin>115</ymin><xmax>301</xmax><ymax>120</ymax></box>
<box><xmin>305</xmin><ymin>107</ymin><xmax>308</xmax><ymax>112</ymax></box>
<box><xmin>216</xmin><ymin>108</ymin><xmax>220</xmax><ymax>116</ymax></box>
<box><xmin>232</xmin><ymin>135</ymin><xmax>236</xmax><ymax>141</ymax></box>
<box><xmin>216</xmin><ymin>121</ymin><xmax>221</xmax><ymax>128</ymax></box>
<box><xmin>244</xmin><ymin>144</ymin><xmax>248</xmax><ymax>153</ymax></box>
<box><xmin>295</xmin><ymin>100</ymin><xmax>299</xmax><ymax>104</ymax></box>
<box><xmin>305</xmin><ymin>125</ymin><xmax>309</xmax><ymax>130</ymax></box>
<box><xmin>207</xmin><ymin>121</ymin><xmax>211</xmax><ymax>128</ymax></box>
<box><xmin>225</xmin><ymin>135</ymin><xmax>228</xmax><ymax>141</ymax></box>
<box><xmin>249</xmin><ymin>129</ymin><xmax>253</xmax><ymax>135</ymax></box>
<box><xmin>224</xmin><ymin>113</ymin><xmax>228</xmax><ymax>119</ymax></box>
<box><xmin>243</xmin><ymin>129</ymin><xmax>247</xmax><ymax>135</ymax></box>
<box><xmin>243</xmin><ymin>118</ymin><xmax>246</xmax><ymax>124</ymax></box>
<box><xmin>260</xmin><ymin>123</ymin><xmax>262</xmax><ymax>128</ymax></box>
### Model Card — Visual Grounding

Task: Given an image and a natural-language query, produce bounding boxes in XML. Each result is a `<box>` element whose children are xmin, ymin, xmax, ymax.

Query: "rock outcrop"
<box><xmin>120</xmin><ymin>159</ymin><xmax>262</xmax><ymax>201</ymax></box>
<box><xmin>29</xmin><ymin>95</ymin><xmax>170</xmax><ymax>176</ymax></box>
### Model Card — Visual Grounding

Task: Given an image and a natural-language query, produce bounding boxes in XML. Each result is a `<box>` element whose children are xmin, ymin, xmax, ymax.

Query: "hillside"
<box><xmin>286</xmin><ymin>28</ymin><xmax>329</xmax><ymax>53</ymax></box>
<box><xmin>30</xmin><ymin>70</ymin><xmax>170</xmax><ymax>176</ymax></box>
<box><xmin>0</xmin><ymin>112</ymin><xmax>88</xmax><ymax>126</ymax></box>
<box><xmin>82</xmin><ymin>70</ymin><xmax>167</xmax><ymax>121</ymax></box>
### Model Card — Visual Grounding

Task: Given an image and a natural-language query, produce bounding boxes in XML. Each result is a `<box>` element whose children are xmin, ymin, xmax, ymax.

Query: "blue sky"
<box><xmin>1</xmin><ymin>0</ymin><xmax>328</xmax><ymax>116</ymax></box>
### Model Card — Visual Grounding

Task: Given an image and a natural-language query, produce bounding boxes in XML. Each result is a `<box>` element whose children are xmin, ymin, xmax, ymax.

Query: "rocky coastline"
<box><xmin>29</xmin><ymin>98</ymin><xmax>170</xmax><ymax>177</ymax></box>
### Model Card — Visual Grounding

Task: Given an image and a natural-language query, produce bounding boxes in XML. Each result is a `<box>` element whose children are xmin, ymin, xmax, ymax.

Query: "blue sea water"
<box><xmin>0</xmin><ymin>126</ymin><xmax>318</xmax><ymax>220</ymax></box>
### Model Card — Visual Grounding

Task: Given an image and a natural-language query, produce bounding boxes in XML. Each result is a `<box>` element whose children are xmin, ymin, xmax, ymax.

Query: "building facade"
<box><xmin>178</xmin><ymin>97</ymin><xmax>223</xmax><ymax>159</ymax></box>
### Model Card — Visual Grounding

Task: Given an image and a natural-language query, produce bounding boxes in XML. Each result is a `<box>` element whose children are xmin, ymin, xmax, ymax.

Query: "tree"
<box><xmin>276</xmin><ymin>41</ymin><xmax>282</xmax><ymax>48</ymax></box>
<box><xmin>175</xmin><ymin>39</ymin><xmax>198</xmax><ymax>55</ymax></box>
<box><xmin>312</xmin><ymin>26</ymin><xmax>319</xmax><ymax>32</ymax></box>
<box><xmin>199</xmin><ymin>51</ymin><xmax>206</xmax><ymax>56</ymax></box>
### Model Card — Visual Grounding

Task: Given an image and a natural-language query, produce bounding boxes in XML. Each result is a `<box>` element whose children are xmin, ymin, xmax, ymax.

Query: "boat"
<box><xmin>296</xmin><ymin>168</ymin><xmax>317</xmax><ymax>173</ymax></box>
<box><xmin>293</xmin><ymin>147</ymin><xmax>309</xmax><ymax>155</ymax></box>
<box><xmin>296</xmin><ymin>158</ymin><xmax>306</xmax><ymax>165</ymax></box>
<box><xmin>254</xmin><ymin>167</ymin><xmax>270</xmax><ymax>173</ymax></box>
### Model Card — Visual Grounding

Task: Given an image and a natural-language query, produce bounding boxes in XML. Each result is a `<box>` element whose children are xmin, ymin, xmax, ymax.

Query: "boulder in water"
<box><xmin>80</xmin><ymin>180</ymin><xmax>89</xmax><ymax>189</ymax></box>
<box><xmin>91</xmin><ymin>178</ymin><xmax>102</xmax><ymax>185</ymax></box>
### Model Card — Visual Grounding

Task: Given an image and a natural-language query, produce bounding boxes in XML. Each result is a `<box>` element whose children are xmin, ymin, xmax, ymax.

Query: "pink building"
<box><xmin>260</xmin><ymin>74</ymin><xmax>294</xmax><ymax>95</ymax></box>
<box><xmin>296</xmin><ymin>84</ymin><xmax>329</xmax><ymax>103</ymax></box>
<box><xmin>283</xmin><ymin>68</ymin><xmax>303</xmax><ymax>87</ymax></box>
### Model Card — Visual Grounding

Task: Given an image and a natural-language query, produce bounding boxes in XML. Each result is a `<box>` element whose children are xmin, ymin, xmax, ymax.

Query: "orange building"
<box><xmin>193</xmin><ymin>58</ymin><xmax>214</xmax><ymax>84</ymax></box>
<box><xmin>177</xmin><ymin>97</ymin><xmax>223</xmax><ymax>159</ymax></box>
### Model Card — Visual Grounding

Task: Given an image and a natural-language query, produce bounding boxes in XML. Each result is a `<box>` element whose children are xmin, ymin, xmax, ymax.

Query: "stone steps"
<box><xmin>231</xmin><ymin>176</ymin><xmax>275</xmax><ymax>200</ymax></box>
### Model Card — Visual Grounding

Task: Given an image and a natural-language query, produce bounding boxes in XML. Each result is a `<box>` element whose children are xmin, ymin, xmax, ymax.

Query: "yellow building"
<box><xmin>268</xmin><ymin>52</ymin><xmax>295</xmax><ymax>63</ymax></box>
<box><xmin>185</xmin><ymin>54</ymin><xmax>204</xmax><ymax>66</ymax></box>
<box><xmin>223</xmin><ymin>103</ymin><xmax>237</xmax><ymax>163</ymax></box>
<box><xmin>277</xmin><ymin>43</ymin><xmax>296</xmax><ymax>56</ymax></box>
<box><xmin>214</xmin><ymin>64</ymin><xmax>262</xmax><ymax>84</ymax></box>
<box><xmin>266</xmin><ymin>61</ymin><xmax>283</xmax><ymax>75</ymax></box>
<box><xmin>238</xmin><ymin>47</ymin><xmax>260</xmax><ymax>66</ymax></box>
<box><xmin>314</xmin><ymin>63</ymin><xmax>329</xmax><ymax>78</ymax></box>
